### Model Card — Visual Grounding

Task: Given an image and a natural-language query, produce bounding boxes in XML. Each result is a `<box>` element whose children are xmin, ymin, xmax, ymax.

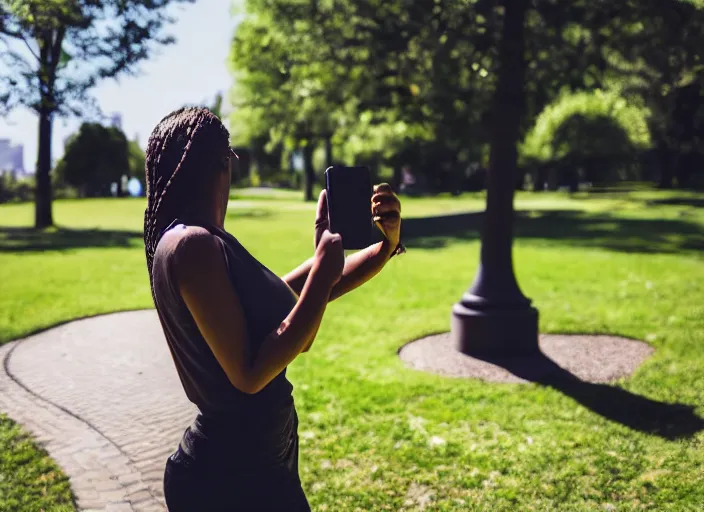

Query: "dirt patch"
<box><xmin>399</xmin><ymin>332</ymin><xmax>654</xmax><ymax>384</ymax></box>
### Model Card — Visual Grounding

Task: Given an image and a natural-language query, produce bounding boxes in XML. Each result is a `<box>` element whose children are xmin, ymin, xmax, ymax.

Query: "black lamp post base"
<box><xmin>451</xmin><ymin>300</ymin><xmax>539</xmax><ymax>358</ymax></box>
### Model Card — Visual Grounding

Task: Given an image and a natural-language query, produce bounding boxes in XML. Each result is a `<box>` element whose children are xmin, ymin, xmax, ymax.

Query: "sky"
<box><xmin>0</xmin><ymin>0</ymin><xmax>240</xmax><ymax>172</ymax></box>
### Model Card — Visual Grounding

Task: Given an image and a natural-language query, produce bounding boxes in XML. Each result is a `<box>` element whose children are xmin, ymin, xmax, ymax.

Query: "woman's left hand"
<box><xmin>315</xmin><ymin>184</ymin><xmax>402</xmax><ymax>249</ymax></box>
<box><xmin>372</xmin><ymin>183</ymin><xmax>402</xmax><ymax>248</ymax></box>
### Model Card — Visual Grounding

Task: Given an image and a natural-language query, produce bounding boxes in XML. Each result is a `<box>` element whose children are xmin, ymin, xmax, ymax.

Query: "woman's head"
<box><xmin>143</xmin><ymin>107</ymin><xmax>233</xmax><ymax>273</ymax></box>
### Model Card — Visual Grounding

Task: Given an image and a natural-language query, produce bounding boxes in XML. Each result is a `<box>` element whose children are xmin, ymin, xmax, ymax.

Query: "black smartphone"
<box><xmin>325</xmin><ymin>165</ymin><xmax>373</xmax><ymax>250</ymax></box>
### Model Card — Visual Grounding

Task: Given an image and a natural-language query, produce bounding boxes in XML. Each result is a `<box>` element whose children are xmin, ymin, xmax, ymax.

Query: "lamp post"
<box><xmin>451</xmin><ymin>0</ymin><xmax>539</xmax><ymax>357</ymax></box>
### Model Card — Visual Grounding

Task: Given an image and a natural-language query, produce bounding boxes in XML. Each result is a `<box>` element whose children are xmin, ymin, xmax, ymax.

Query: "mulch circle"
<box><xmin>398</xmin><ymin>332</ymin><xmax>654</xmax><ymax>384</ymax></box>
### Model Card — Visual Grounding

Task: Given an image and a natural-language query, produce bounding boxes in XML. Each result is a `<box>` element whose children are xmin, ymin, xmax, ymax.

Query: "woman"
<box><xmin>143</xmin><ymin>107</ymin><xmax>403</xmax><ymax>511</ymax></box>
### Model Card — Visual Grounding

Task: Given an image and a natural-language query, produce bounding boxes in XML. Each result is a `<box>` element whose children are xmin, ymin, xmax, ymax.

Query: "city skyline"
<box><xmin>0</xmin><ymin>0</ymin><xmax>238</xmax><ymax>173</ymax></box>
<box><xmin>0</xmin><ymin>138</ymin><xmax>24</xmax><ymax>175</ymax></box>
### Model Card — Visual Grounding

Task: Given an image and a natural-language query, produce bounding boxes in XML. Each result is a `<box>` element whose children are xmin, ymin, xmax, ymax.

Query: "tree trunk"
<box><xmin>303</xmin><ymin>142</ymin><xmax>315</xmax><ymax>202</ymax></box>
<box><xmin>35</xmin><ymin>108</ymin><xmax>54</xmax><ymax>228</ymax></box>
<box><xmin>451</xmin><ymin>0</ymin><xmax>538</xmax><ymax>357</ymax></box>
<box><xmin>676</xmin><ymin>152</ymin><xmax>693</xmax><ymax>189</ymax></box>
<box><xmin>656</xmin><ymin>140</ymin><xmax>674</xmax><ymax>189</ymax></box>
<box><xmin>33</xmin><ymin>27</ymin><xmax>64</xmax><ymax>229</ymax></box>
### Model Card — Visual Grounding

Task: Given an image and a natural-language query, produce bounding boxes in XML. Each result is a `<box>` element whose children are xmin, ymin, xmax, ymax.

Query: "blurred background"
<box><xmin>2</xmin><ymin>2</ymin><xmax>704</xmax><ymax>511</ymax></box>
<box><xmin>1</xmin><ymin>0</ymin><xmax>703</xmax><ymax>211</ymax></box>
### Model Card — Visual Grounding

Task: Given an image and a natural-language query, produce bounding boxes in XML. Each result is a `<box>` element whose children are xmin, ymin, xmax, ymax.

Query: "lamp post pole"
<box><xmin>451</xmin><ymin>0</ymin><xmax>539</xmax><ymax>357</ymax></box>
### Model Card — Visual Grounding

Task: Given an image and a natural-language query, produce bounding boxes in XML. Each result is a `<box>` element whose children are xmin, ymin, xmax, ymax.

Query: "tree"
<box><xmin>127</xmin><ymin>136</ymin><xmax>146</xmax><ymax>189</ymax></box>
<box><xmin>606</xmin><ymin>0</ymin><xmax>704</xmax><ymax>188</ymax></box>
<box><xmin>229</xmin><ymin>0</ymin><xmax>619</xmax><ymax>195</ymax></box>
<box><xmin>520</xmin><ymin>89</ymin><xmax>652</xmax><ymax>188</ymax></box>
<box><xmin>56</xmin><ymin>122</ymin><xmax>129</xmax><ymax>197</ymax></box>
<box><xmin>230</xmin><ymin>0</ymin><xmax>484</xmax><ymax>197</ymax></box>
<box><xmin>230</xmin><ymin>2</ymin><xmax>346</xmax><ymax>200</ymax></box>
<box><xmin>0</xmin><ymin>0</ymin><xmax>192</xmax><ymax>228</ymax></box>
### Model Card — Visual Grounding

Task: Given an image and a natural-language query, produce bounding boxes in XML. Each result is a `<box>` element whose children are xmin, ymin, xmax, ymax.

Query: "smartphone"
<box><xmin>325</xmin><ymin>165</ymin><xmax>373</xmax><ymax>250</ymax></box>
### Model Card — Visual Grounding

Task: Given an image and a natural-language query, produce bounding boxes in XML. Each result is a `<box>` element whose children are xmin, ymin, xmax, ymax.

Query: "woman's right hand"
<box><xmin>313</xmin><ymin>230</ymin><xmax>345</xmax><ymax>286</ymax></box>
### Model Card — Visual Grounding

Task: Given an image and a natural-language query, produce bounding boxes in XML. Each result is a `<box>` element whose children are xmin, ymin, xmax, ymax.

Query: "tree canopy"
<box><xmin>229</xmin><ymin>0</ymin><xmax>704</xmax><ymax>192</ymax></box>
<box><xmin>56</xmin><ymin>122</ymin><xmax>129</xmax><ymax>197</ymax></box>
<box><xmin>0</xmin><ymin>0</ymin><xmax>192</xmax><ymax>226</ymax></box>
<box><xmin>0</xmin><ymin>0</ymin><xmax>190</xmax><ymax>116</ymax></box>
<box><xmin>521</xmin><ymin>90</ymin><xmax>651</xmax><ymax>164</ymax></box>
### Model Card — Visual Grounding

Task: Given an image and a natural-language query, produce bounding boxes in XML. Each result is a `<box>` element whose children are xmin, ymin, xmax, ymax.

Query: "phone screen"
<box><xmin>325</xmin><ymin>166</ymin><xmax>373</xmax><ymax>250</ymax></box>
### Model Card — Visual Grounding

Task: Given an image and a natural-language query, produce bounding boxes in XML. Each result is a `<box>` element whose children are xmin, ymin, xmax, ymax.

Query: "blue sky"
<box><xmin>0</xmin><ymin>0</ymin><xmax>240</xmax><ymax>171</ymax></box>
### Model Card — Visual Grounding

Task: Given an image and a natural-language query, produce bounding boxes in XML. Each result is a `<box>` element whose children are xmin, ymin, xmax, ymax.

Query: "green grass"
<box><xmin>1</xmin><ymin>187</ymin><xmax>703</xmax><ymax>511</ymax></box>
<box><xmin>0</xmin><ymin>415</ymin><xmax>74</xmax><ymax>511</ymax></box>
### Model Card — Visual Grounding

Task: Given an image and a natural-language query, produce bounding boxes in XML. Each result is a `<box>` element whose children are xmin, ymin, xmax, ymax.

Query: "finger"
<box><xmin>372</xmin><ymin>201</ymin><xmax>401</xmax><ymax>217</ymax></box>
<box><xmin>372</xmin><ymin>201</ymin><xmax>401</xmax><ymax>215</ymax></box>
<box><xmin>373</xmin><ymin>183</ymin><xmax>393</xmax><ymax>194</ymax></box>
<box><xmin>372</xmin><ymin>194</ymin><xmax>401</xmax><ymax>208</ymax></box>
<box><xmin>373</xmin><ymin>211</ymin><xmax>401</xmax><ymax>222</ymax></box>
<box><xmin>315</xmin><ymin>189</ymin><xmax>328</xmax><ymax>220</ymax></box>
<box><xmin>322</xmin><ymin>229</ymin><xmax>341</xmax><ymax>241</ymax></box>
<box><xmin>373</xmin><ymin>203</ymin><xmax>401</xmax><ymax>217</ymax></box>
<box><xmin>372</xmin><ymin>190</ymin><xmax>399</xmax><ymax>200</ymax></box>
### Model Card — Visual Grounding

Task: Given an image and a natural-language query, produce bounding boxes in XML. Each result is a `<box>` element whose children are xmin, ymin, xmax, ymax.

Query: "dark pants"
<box><xmin>163</xmin><ymin>443</ymin><xmax>310</xmax><ymax>511</ymax></box>
<box><xmin>163</xmin><ymin>408</ymin><xmax>310</xmax><ymax>512</ymax></box>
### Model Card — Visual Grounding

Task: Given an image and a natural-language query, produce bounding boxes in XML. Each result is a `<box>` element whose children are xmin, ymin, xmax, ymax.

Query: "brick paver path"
<box><xmin>0</xmin><ymin>310</ymin><xmax>197</xmax><ymax>511</ymax></box>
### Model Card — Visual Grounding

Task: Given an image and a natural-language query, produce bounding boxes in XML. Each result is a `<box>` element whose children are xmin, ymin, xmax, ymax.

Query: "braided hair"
<box><xmin>143</xmin><ymin>107</ymin><xmax>232</xmax><ymax>288</ymax></box>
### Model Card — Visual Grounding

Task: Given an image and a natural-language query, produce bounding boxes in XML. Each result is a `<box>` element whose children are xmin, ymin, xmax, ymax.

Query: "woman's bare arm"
<box><xmin>283</xmin><ymin>240</ymin><xmax>394</xmax><ymax>302</ymax></box>
<box><xmin>284</xmin><ymin>184</ymin><xmax>401</xmax><ymax>302</ymax></box>
<box><xmin>174</xmin><ymin>227</ymin><xmax>336</xmax><ymax>394</ymax></box>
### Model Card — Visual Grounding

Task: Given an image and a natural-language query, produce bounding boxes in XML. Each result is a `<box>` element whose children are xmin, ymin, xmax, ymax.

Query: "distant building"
<box><xmin>0</xmin><ymin>139</ymin><xmax>25</xmax><ymax>176</ymax></box>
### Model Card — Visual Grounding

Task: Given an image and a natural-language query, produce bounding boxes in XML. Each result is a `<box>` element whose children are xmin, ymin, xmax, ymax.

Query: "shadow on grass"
<box><xmin>402</xmin><ymin>210</ymin><xmax>704</xmax><ymax>254</ymax></box>
<box><xmin>0</xmin><ymin>212</ymin><xmax>274</xmax><ymax>253</ymax></box>
<box><xmin>646</xmin><ymin>197</ymin><xmax>704</xmax><ymax>208</ymax></box>
<box><xmin>0</xmin><ymin>227</ymin><xmax>143</xmax><ymax>252</ymax></box>
<box><xmin>226</xmin><ymin>208</ymin><xmax>274</xmax><ymax>219</ymax></box>
<box><xmin>476</xmin><ymin>351</ymin><xmax>704</xmax><ymax>440</ymax></box>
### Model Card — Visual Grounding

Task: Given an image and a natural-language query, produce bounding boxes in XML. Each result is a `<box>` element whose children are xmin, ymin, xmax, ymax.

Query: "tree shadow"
<box><xmin>401</xmin><ymin>210</ymin><xmax>704</xmax><ymax>254</ymax></box>
<box><xmin>473</xmin><ymin>351</ymin><xmax>704</xmax><ymax>440</ymax></box>
<box><xmin>401</xmin><ymin>212</ymin><xmax>481</xmax><ymax>249</ymax></box>
<box><xmin>0</xmin><ymin>227</ymin><xmax>144</xmax><ymax>253</ymax></box>
<box><xmin>647</xmin><ymin>197</ymin><xmax>704</xmax><ymax>208</ymax></box>
<box><xmin>0</xmin><ymin>212</ymin><xmax>273</xmax><ymax>253</ymax></box>
<box><xmin>226</xmin><ymin>208</ymin><xmax>274</xmax><ymax>220</ymax></box>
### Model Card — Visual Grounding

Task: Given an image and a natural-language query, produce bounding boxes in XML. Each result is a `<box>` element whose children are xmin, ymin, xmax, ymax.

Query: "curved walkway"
<box><xmin>0</xmin><ymin>310</ymin><xmax>197</xmax><ymax>511</ymax></box>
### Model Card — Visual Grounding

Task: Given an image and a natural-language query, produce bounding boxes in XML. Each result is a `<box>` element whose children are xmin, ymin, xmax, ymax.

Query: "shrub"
<box><xmin>521</xmin><ymin>90</ymin><xmax>652</xmax><ymax>188</ymax></box>
<box><xmin>57</xmin><ymin>123</ymin><xmax>130</xmax><ymax>197</ymax></box>
<box><xmin>0</xmin><ymin>173</ymin><xmax>35</xmax><ymax>203</ymax></box>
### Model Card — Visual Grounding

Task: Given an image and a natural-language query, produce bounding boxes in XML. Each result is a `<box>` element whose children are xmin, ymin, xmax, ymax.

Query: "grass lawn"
<box><xmin>0</xmin><ymin>414</ymin><xmax>74</xmax><ymax>511</ymax></box>
<box><xmin>1</xmin><ymin>187</ymin><xmax>703</xmax><ymax>511</ymax></box>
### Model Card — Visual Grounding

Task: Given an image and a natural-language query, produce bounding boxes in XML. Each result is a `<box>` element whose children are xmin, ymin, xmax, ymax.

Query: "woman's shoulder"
<box><xmin>155</xmin><ymin>224</ymin><xmax>225</xmax><ymax>270</ymax></box>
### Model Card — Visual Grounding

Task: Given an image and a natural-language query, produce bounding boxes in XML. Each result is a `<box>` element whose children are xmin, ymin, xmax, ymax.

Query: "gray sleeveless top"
<box><xmin>151</xmin><ymin>218</ymin><xmax>297</xmax><ymax>423</ymax></box>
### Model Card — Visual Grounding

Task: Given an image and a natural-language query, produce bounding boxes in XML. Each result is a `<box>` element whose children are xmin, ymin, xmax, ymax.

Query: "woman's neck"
<box><xmin>177</xmin><ymin>200</ymin><xmax>225</xmax><ymax>229</ymax></box>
